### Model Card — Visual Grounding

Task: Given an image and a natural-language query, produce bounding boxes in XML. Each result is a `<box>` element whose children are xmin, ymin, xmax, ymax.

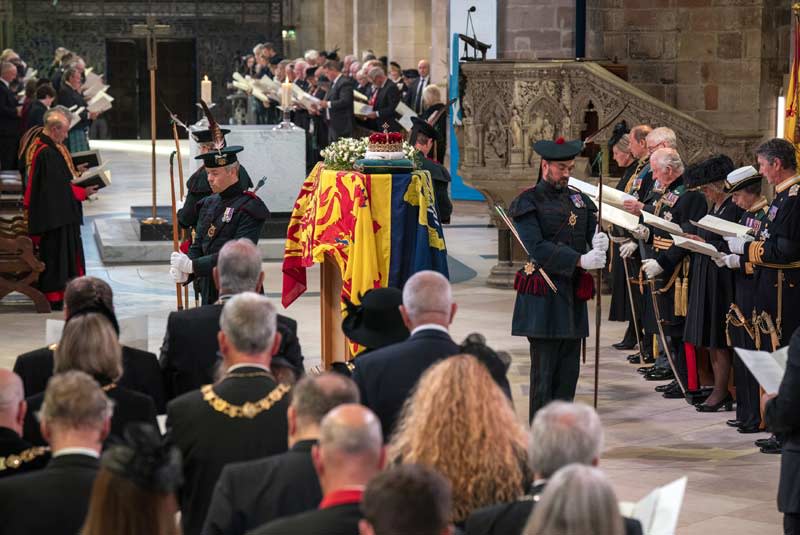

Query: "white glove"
<box><xmin>715</xmin><ymin>254</ymin><xmax>741</xmax><ymax>269</ymax></box>
<box><xmin>579</xmin><ymin>248</ymin><xmax>606</xmax><ymax>270</ymax></box>
<box><xmin>631</xmin><ymin>224</ymin><xmax>650</xmax><ymax>241</ymax></box>
<box><xmin>641</xmin><ymin>258</ymin><xmax>664</xmax><ymax>279</ymax></box>
<box><xmin>170</xmin><ymin>251</ymin><xmax>193</xmax><ymax>273</ymax></box>
<box><xmin>619</xmin><ymin>241</ymin><xmax>638</xmax><ymax>259</ymax></box>
<box><xmin>725</xmin><ymin>236</ymin><xmax>747</xmax><ymax>255</ymax></box>
<box><xmin>592</xmin><ymin>231</ymin><xmax>609</xmax><ymax>253</ymax></box>
<box><xmin>170</xmin><ymin>267</ymin><xmax>188</xmax><ymax>284</ymax></box>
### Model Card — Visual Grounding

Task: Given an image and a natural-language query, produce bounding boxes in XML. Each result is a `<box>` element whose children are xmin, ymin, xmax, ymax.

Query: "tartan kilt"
<box><xmin>67</xmin><ymin>128</ymin><xmax>90</xmax><ymax>153</ymax></box>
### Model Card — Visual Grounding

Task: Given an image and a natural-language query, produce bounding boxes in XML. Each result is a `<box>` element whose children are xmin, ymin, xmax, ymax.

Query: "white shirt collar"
<box><xmin>410</xmin><ymin>323</ymin><xmax>449</xmax><ymax>336</ymax></box>
<box><xmin>53</xmin><ymin>447</ymin><xmax>100</xmax><ymax>459</ymax></box>
<box><xmin>333</xmin><ymin>73</ymin><xmax>342</xmax><ymax>85</ymax></box>
<box><xmin>227</xmin><ymin>363</ymin><xmax>271</xmax><ymax>373</ymax></box>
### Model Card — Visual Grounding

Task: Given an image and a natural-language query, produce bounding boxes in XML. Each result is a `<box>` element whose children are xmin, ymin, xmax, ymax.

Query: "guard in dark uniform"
<box><xmin>717</xmin><ymin>166</ymin><xmax>769</xmax><ymax>432</ymax></box>
<box><xmin>510</xmin><ymin>138</ymin><xmax>609</xmax><ymax>421</ymax></box>
<box><xmin>682</xmin><ymin>155</ymin><xmax>740</xmax><ymax>412</ymax></box>
<box><xmin>632</xmin><ymin>148</ymin><xmax>707</xmax><ymax>389</ymax></box>
<box><xmin>410</xmin><ymin>116</ymin><xmax>452</xmax><ymax>224</ymax></box>
<box><xmin>177</xmin><ymin>127</ymin><xmax>253</xmax><ymax>230</ymax></box>
<box><xmin>170</xmin><ymin>146</ymin><xmax>269</xmax><ymax>305</ymax></box>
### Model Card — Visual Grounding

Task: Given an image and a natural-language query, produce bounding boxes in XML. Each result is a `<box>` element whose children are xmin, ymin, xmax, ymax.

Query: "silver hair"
<box><xmin>523</xmin><ymin>464</ymin><xmax>625</xmax><ymax>535</ymax></box>
<box><xmin>253</xmin><ymin>43</ymin><xmax>265</xmax><ymax>56</ymax></box>
<box><xmin>402</xmin><ymin>270</ymin><xmax>452</xmax><ymax>320</ymax></box>
<box><xmin>319</xmin><ymin>404</ymin><xmax>383</xmax><ymax>456</ymax></box>
<box><xmin>367</xmin><ymin>66</ymin><xmax>385</xmax><ymax>81</ymax></box>
<box><xmin>651</xmin><ymin>147</ymin><xmax>685</xmax><ymax>175</ymax></box>
<box><xmin>220</xmin><ymin>292</ymin><xmax>277</xmax><ymax>355</ymax></box>
<box><xmin>529</xmin><ymin>401</ymin><xmax>604</xmax><ymax>478</ymax></box>
<box><xmin>38</xmin><ymin>371</ymin><xmax>114</xmax><ymax>430</ymax></box>
<box><xmin>304</xmin><ymin>49</ymin><xmax>320</xmax><ymax>62</ymax></box>
<box><xmin>218</xmin><ymin>238</ymin><xmax>262</xmax><ymax>294</ymax></box>
<box><xmin>44</xmin><ymin>106</ymin><xmax>69</xmax><ymax>127</ymax></box>
<box><xmin>646</xmin><ymin>126</ymin><xmax>677</xmax><ymax>149</ymax></box>
<box><xmin>0</xmin><ymin>61</ymin><xmax>15</xmax><ymax>75</ymax></box>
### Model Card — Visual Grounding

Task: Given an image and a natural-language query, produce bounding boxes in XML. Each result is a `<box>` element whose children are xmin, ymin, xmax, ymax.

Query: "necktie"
<box><xmin>369</xmin><ymin>85</ymin><xmax>379</xmax><ymax>108</ymax></box>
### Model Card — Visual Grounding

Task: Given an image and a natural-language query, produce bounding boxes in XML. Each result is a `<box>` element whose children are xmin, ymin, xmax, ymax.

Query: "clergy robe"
<box><xmin>24</xmin><ymin>133</ymin><xmax>88</xmax><ymax>304</ymax></box>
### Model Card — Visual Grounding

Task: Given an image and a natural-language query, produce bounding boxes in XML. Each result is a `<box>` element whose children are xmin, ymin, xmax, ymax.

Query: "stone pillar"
<box><xmin>324</xmin><ymin>0</ymin><xmax>353</xmax><ymax>53</ymax></box>
<box><xmin>293</xmin><ymin>0</ymin><xmax>324</xmax><ymax>59</ymax></box>
<box><xmin>498</xmin><ymin>0</ymin><xmax>576</xmax><ymax>60</ymax></box>
<box><xmin>353</xmin><ymin>0</ymin><xmax>388</xmax><ymax>58</ymax></box>
<box><xmin>388</xmin><ymin>0</ymin><xmax>431</xmax><ymax>74</ymax></box>
<box><xmin>429</xmin><ymin>0</ymin><xmax>448</xmax><ymax>84</ymax></box>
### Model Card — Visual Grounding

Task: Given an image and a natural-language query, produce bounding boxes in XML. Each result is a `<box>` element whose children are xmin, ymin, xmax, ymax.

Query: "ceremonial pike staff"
<box><xmin>583</xmin><ymin>103</ymin><xmax>629</xmax><ymax>408</ymax></box>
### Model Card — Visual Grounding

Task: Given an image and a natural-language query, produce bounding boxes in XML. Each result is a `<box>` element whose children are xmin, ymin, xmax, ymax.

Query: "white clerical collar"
<box><xmin>410</xmin><ymin>323</ymin><xmax>449</xmax><ymax>336</ymax></box>
<box><xmin>227</xmin><ymin>363</ymin><xmax>271</xmax><ymax>373</ymax></box>
<box><xmin>53</xmin><ymin>447</ymin><xmax>100</xmax><ymax>459</ymax></box>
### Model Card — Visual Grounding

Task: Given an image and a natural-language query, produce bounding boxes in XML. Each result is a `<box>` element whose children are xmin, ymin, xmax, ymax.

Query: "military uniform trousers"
<box><xmin>526</xmin><ymin>337</ymin><xmax>581</xmax><ymax>421</ymax></box>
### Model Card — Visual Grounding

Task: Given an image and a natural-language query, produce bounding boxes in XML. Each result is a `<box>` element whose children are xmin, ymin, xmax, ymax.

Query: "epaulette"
<box><xmin>0</xmin><ymin>446</ymin><xmax>50</xmax><ymax>472</ymax></box>
<box><xmin>509</xmin><ymin>189</ymin><xmax>537</xmax><ymax>217</ymax></box>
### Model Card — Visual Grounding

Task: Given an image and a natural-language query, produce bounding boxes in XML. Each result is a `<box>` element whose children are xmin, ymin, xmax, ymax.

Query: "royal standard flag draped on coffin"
<box><xmin>282</xmin><ymin>163</ymin><xmax>449</xmax><ymax>309</ymax></box>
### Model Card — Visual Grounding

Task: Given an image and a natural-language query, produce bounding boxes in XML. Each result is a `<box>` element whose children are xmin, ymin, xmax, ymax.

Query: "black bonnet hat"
<box><xmin>684</xmin><ymin>154</ymin><xmax>735</xmax><ymax>189</ymax></box>
<box><xmin>102</xmin><ymin>423</ymin><xmax>183</xmax><ymax>493</ymax></box>
<box><xmin>341</xmin><ymin>287</ymin><xmax>409</xmax><ymax>350</ymax></box>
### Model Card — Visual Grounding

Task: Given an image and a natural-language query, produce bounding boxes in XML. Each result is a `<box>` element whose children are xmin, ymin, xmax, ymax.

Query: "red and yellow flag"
<box><xmin>785</xmin><ymin>5</ymin><xmax>800</xmax><ymax>162</ymax></box>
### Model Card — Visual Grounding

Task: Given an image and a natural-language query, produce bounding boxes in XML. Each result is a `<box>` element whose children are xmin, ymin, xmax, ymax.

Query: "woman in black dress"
<box><xmin>419</xmin><ymin>85</ymin><xmax>447</xmax><ymax>165</ymax></box>
<box><xmin>682</xmin><ymin>155</ymin><xmax>741</xmax><ymax>411</ymax></box>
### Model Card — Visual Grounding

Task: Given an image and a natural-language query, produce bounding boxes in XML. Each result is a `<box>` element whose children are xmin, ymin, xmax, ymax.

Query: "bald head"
<box><xmin>400</xmin><ymin>271</ymin><xmax>455</xmax><ymax>328</ymax></box>
<box><xmin>0</xmin><ymin>370</ymin><xmax>26</xmax><ymax>434</ymax></box>
<box><xmin>314</xmin><ymin>404</ymin><xmax>384</xmax><ymax>492</ymax></box>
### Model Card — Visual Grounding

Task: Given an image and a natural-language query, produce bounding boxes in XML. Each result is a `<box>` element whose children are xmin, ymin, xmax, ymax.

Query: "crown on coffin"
<box><xmin>368</xmin><ymin>128</ymin><xmax>404</xmax><ymax>153</ymax></box>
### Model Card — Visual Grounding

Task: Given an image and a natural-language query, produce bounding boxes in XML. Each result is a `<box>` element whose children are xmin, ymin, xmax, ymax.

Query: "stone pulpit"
<box><xmin>456</xmin><ymin>60</ymin><xmax>762</xmax><ymax>288</ymax></box>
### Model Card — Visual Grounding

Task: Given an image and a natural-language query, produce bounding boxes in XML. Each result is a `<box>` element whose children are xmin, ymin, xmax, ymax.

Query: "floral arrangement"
<box><xmin>321</xmin><ymin>136</ymin><xmax>421</xmax><ymax>170</ymax></box>
<box><xmin>321</xmin><ymin>137</ymin><xmax>369</xmax><ymax>170</ymax></box>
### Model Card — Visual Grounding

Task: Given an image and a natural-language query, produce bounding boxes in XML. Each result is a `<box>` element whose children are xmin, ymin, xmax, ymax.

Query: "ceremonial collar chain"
<box><xmin>201</xmin><ymin>382</ymin><xmax>290</xmax><ymax>419</ymax></box>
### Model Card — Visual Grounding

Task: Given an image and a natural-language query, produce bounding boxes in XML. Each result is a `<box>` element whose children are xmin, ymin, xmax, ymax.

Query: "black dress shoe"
<box><xmin>655</xmin><ymin>380</ymin><xmax>677</xmax><ymax>393</ymax></box>
<box><xmin>645</xmin><ymin>368</ymin><xmax>675</xmax><ymax>381</ymax></box>
<box><xmin>628</xmin><ymin>354</ymin><xmax>641</xmax><ymax>364</ymax></box>
<box><xmin>662</xmin><ymin>388</ymin><xmax>685</xmax><ymax>399</ymax></box>
<box><xmin>637</xmin><ymin>365</ymin><xmax>655</xmax><ymax>374</ymax></box>
<box><xmin>761</xmin><ymin>443</ymin><xmax>782</xmax><ymax>454</ymax></box>
<box><xmin>755</xmin><ymin>436</ymin><xmax>777</xmax><ymax>448</ymax></box>
<box><xmin>726</xmin><ymin>419</ymin><xmax>741</xmax><ymax>428</ymax></box>
<box><xmin>696</xmin><ymin>394</ymin><xmax>734</xmax><ymax>412</ymax></box>
<box><xmin>613</xmin><ymin>340</ymin><xmax>637</xmax><ymax>350</ymax></box>
<box><xmin>737</xmin><ymin>425</ymin><xmax>763</xmax><ymax>434</ymax></box>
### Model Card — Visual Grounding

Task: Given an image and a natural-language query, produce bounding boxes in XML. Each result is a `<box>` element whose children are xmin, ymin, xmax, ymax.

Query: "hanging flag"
<box><xmin>785</xmin><ymin>7</ymin><xmax>800</xmax><ymax>162</ymax></box>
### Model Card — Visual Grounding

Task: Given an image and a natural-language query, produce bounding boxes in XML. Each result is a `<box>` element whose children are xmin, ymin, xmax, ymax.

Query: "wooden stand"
<box><xmin>320</xmin><ymin>258</ymin><xmax>349</xmax><ymax>370</ymax></box>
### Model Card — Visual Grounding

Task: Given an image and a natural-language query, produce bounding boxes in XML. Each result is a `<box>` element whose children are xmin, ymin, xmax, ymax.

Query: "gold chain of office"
<box><xmin>201</xmin><ymin>382</ymin><xmax>291</xmax><ymax>419</ymax></box>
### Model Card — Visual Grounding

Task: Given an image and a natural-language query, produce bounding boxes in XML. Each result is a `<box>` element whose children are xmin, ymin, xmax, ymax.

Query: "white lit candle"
<box><xmin>201</xmin><ymin>75</ymin><xmax>212</xmax><ymax>103</ymax></box>
<box><xmin>281</xmin><ymin>75</ymin><xmax>292</xmax><ymax>109</ymax></box>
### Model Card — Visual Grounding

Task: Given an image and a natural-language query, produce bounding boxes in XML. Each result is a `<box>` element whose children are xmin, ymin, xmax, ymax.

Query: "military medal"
<box><xmin>768</xmin><ymin>205</ymin><xmax>779</xmax><ymax>221</ymax></box>
<box><xmin>223</xmin><ymin>207</ymin><xmax>234</xmax><ymax>222</ymax></box>
<box><xmin>208</xmin><ymin>224</ymin><xmax>217</xmax><ymax>238</ymax></box>
<box><xmin>568</xmin><ymin>211</ymin><xmax>577</xmax><ymax>227</ymax></box>
<box><xmin>524</xmin><ymin>261</ymin><xmax>535</xmax><ymax>275</ymax></box>
<box><xmin>570</xmin><ymin>194</ymin><xmax>585</xmax><ymax>208</ymax></box>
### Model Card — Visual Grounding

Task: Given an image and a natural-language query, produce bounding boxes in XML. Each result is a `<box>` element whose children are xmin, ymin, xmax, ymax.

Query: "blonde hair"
<box><xmin>55</xmin><ymin>313</ymin><xmax>123</xmax><ymax>382</ymax></box>
<box><xmin>612</xmin><ymin>133</ymin><xmax>631</xmax><ymax>155</ymax></box>
<box><xmin>389</xmin><ymin>355</ymin><xmax>529</xmax><ymax>522</ymax></box>
<box><xmin>523</xmin><ymin>464</ymin><xmax>624</xmax><ymax>535</ymax></box>
<box><xmin>422</xmin><ymin>84</ymin><xmax>442</xmax><ymax>111</ymax></box>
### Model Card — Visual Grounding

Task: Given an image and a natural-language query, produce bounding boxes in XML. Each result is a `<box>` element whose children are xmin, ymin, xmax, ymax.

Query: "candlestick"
<box><xmin>201</xmin><ymin>75</ymin><xmax>212</xmax><ymax>103</ymax></box>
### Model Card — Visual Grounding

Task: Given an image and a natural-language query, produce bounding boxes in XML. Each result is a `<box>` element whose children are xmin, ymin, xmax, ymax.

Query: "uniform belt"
<box><xmin>653</xmin><ymin>236</ymin><xmax>673</xmax><ymax>251</ymax></box>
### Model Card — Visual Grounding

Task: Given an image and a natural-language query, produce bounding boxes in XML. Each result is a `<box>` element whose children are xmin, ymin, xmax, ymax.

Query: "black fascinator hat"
<box><xmin>102</xmin><ymin>423</ymin><xmax>183</xmax><ymax>493</ymax></box>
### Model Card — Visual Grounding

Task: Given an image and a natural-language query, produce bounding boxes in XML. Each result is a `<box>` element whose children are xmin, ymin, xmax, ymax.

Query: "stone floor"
<box><xmin>0</xmin><ymin>141</ymin><xmax>782</xmax><ymax>533</ymax></box>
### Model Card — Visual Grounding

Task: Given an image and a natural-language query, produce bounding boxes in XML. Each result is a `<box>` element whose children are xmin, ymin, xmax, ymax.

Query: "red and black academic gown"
<box><xmin>24</xmin><ymin>133</ymin><xmax>87</xmax><ymax>304</ymax></box>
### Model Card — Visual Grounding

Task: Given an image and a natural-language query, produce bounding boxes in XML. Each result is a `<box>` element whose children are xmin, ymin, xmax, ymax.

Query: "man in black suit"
<box><xmin>360</xmin><ymin>464</ymin><xmax>453</xmax><ymax>535</ymax></box>
<box><xmin>166</xmin><ymin>292</ymin><xmax>292</xmax><ymax>535</ymax></box>
<box><xmin>0</xmin><ymin>370</ymin><xmax>49</xmax><ymax>478</ymax></box>
<box><xmin>318</xmin><ymin>59</ymin><xmax>354</xmax><ymax>142</ymax></box>
<box><xmin>764</xmin><ymin>327</ymin><xmax>800</xmax><ymax>533</ymax></box>
<box><xmin>0</xmin><ymin>61</ymin><xmax>20</xmax><ymax>170</ymax></box>
<box><xmin>465</xmin><ymin>401</ymin><xmax>642</xmax><ymax>535</ymax></box>
<box><xmin>0</xmin><ymin>371</ymin><xmax>111</xmax><ymax>535</ymax></box>
<box><xmin>352</xmin><ymin>270</ymin><xmax>460</xmax><ymax>438</ymax></box>
<box><xmin>14</xmin><ymin>276</ymin><xmax>165</xmax><ymax>412</ymax></box>
<box><xmin>249</xmin><ymin>404</ymin><xmax>384</xmax><ymax>535</ymax></box>
<box><xmin>364</xmin><ymin>66</ymin><xmax>401</xmax><ymax>132</ymax></box>
<box><xmin>411</xmin><ymin>59</ymin><xmax>431</xmax><ymax>114</ymax></box>
<box><xmin>203</xmin><ymin>372</ymin><xmax>360</xmax><ymax>535</ymax></box>
<box><xmin>160</xmin><ymin>239</ymin><xmax>302</xmax><ymax>401</ymax></box>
